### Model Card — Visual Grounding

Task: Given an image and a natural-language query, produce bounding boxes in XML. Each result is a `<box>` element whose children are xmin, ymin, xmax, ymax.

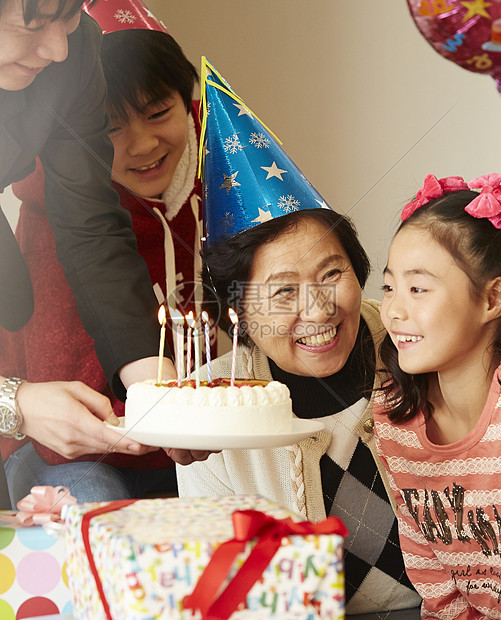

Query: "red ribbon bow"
<box><xmin>183</xmin><ymin>509</ymin><xmax>348</xmax><ymax>620</ymax></box>
<box><xmin>0</xmin><ymin>486</ymin><xmax>76</xmax><ymax>527</ymax></box>
<box><xmin>466</xmin><ymin>174</ymin><xmax>501</xmax><ymax>229</ymax></box>
<box><xmin>401</xmin><ymin>174</ymin><xmax>468</xmax><ymax>221</ymax></box>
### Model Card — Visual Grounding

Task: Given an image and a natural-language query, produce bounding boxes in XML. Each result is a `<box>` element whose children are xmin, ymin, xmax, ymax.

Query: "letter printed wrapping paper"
<box><xmin>64</xmin><ymin>495</ymin><xmax>345</xmax><ymax>619</ymax></box>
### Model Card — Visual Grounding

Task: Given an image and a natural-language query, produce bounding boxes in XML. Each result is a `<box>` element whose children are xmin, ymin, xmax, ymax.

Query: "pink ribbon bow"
<box><xmin>466</xmin><ymin>174</ymin><xmax>501</xmax><ymax>229</ymax></box>
<box><xmin>401</xmin><ymin>174</ymin><xmax>469</xmax><ymax>221</ymax></box>
<box><xmin>1</xmin><ymin>486</ymin><xmax>77</xmax><ymax>527</ymax></box>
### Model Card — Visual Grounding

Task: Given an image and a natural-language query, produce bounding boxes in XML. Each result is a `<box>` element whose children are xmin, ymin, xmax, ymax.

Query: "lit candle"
<box><xmin>193</xmin><ymin>317</ymin><xmax>201</xmax><ymax>389</ymax></box>
<box><xmin>169</xmin><ymin>307</ymin><xmax>184</xmax><ymax>386</ymax></box>
<box><xmin>202</xmin><ymin>311</ymin><xmax>212</xmax><ymax>384</ymax></box>
<box><xmin>186</xmin><ymin>311</ymin><xmax>194</xmax><ymax>381</ymax></box>
<box><xmin>228</xmin><ymin>308</ymin><xmax>239</xmax><ymax>387</ymax></box>
<box><xmin>157</xmin><ymin>304</ymin><xmax>167</xmax><ymax>385</ymax></box>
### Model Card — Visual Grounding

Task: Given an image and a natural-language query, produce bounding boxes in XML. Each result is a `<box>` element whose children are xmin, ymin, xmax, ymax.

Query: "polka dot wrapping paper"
<box><xmin>0</xmin><ymin>513</ymin><xmax>72</xmax><ymax>619</ymax></box>
<box><xmin>65</xmin><ymin>495</ymin><xmax>345</xmax><ymax>619</ymax></box>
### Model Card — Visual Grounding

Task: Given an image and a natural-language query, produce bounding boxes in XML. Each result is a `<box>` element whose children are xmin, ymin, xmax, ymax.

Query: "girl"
<box><xmin>374</xmin><ymin>173</ymin><xmax>501</xmax><ymax>618</ymax></box>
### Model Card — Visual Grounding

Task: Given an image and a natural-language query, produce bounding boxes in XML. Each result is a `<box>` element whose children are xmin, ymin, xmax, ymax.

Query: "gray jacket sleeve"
<box><xmin>0</xmin><ymin>208</ymin><xmax>34</xmax><ymax>331</ymax></box>
<box><xmin>38</xmin><ymin>14</ymin><xmax>167</xmax><ymax>398</ymax></box>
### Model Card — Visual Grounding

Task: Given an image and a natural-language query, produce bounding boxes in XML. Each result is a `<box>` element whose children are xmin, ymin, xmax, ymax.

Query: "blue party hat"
<box><xmin>199</xmin><ymin>57</ymin><xmax>333</xmax><ymax>246</ymax></box>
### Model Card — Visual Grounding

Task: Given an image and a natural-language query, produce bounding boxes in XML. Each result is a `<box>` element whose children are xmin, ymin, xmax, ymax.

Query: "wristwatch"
<box><xmin>0</xmin><ymin>377</ymin><xmax>26</xmax><ymax>440</ymax></box>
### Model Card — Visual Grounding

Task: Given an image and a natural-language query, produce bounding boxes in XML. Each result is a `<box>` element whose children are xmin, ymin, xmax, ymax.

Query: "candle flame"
<box><xmin>168</xmin><ymin>306</ymin><xmax>184</xmax><ymax>325</ymax></box>
<box><xmin>228</xmin><ymin>308</ymin><xmax>238</xmax><ymax>325</ymax></box>
<box><xmin>201</xmin><ymin>310</ymin><xmax>209</xmax><ymax>323</ymax></box>
<box><xmin>158</xmin><ymin>304</ymin><xmax>166</xmax><ymax>325</ymax></box>
<box><xmin>186</xmin><ymin>311</ymin><xmax>196</xmax><ymax>329</ymax></box>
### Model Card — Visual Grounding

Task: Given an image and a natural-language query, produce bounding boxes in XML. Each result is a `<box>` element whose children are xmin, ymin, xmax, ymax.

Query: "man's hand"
<box><xmin>16</xmin><ymin>380</ymin><xmax>156</xmax><ymax>459</ymax></box>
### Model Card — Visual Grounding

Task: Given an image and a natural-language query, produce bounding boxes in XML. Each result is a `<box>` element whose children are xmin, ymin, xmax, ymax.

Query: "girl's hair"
<box><xmin>1</xmin><ymin>0</ymin><xmax>92</xmax><ymax>23</ymax></box>
<box><xmin>100</xmin><ymin>30</ymin><xmax>199</xmax><ymax>124</ymax></box>
<box><xmin>380</xmin><ymin>189</ymin><xmax>501</xmax><ymax>423</ymax></box>
<box><xmin>202</xmin><ymin>208</ymin><xmax>370</xmax><ymax>344</ymax></box>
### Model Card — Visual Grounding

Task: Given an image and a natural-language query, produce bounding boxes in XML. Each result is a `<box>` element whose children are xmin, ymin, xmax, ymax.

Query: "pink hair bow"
<box><xmin>0</xmin><ymin>486</ymin><xmax>77</xmax><ymax>527</ymax></box>
<box><xmin>466</xmin><ymin>174</ymin><xmax>501</xmax><ymax>229</ymax></box>
<box><xmin>401</xmin><ymin>174</ymin><xmax>468</xmax><ymax>221</ymax></box>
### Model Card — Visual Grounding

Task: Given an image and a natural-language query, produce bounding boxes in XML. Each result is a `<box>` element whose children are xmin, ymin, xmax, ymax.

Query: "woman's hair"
<box><xmin>380</xmin><ymin>189</ymin><xmax>501</xmax><ymax>423</ymax></box>
<box><xmin>100</xmin><ymin>30</ymin><xmax>199</xmax><ymax>123</ymax></box>
<box><xmin>1</xmin><ymin>0</ymin><xmax>91</xmax><ymax>22</ymax></box>
<box><xmin>202</xmin><ymin>208</ymin><xmax>370</xmax><ymax>344</ymax></box>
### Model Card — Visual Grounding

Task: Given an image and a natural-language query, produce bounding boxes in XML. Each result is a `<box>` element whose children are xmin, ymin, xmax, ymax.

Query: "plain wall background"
<box><xmin>3</xmin><ymin>0</ymin><xmax>501</xmax><ymax>299</ymax></box>
<box><xmin>151</xmin><ymin>0</ymin><xmax>501</xmax><ymax>299</ymax></box>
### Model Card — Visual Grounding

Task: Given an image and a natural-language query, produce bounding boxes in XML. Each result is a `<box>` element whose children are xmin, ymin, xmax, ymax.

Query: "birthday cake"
<box><xmin>125</xmin><ymin>378</ymin><xmax>293</xmax><ymax>435</ymax></box>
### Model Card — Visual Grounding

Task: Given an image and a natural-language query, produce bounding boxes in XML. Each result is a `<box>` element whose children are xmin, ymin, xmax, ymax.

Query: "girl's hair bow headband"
<box><xmin>401</xmin><ymin>173</ymin><xmax>501</xmax><ymax>229</ymax></box>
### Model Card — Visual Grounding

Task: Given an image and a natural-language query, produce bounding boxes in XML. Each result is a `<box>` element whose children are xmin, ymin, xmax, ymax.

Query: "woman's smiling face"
<box><xmin>242</xmin><ymin>217</ymin><xmax>362</xmax><ymax>377</ymax></box>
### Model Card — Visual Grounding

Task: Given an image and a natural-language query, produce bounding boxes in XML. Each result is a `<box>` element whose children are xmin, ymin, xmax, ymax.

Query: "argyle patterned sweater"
<box><xmin>177</xmin><ymin>301</ymin><xmax>421</xmax><ymax>614</ymax></box>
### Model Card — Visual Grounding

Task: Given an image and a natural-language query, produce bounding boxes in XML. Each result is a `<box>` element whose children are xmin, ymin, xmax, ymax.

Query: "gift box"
<box><xmin>65</xmin><ymin>495</ymin><xmax>346</xmax><ymax>619</ymax></box>
<box><xmin>0</xmin><ymin>512</ymin><xmax>72</xmax><ymax>619</ymax></box>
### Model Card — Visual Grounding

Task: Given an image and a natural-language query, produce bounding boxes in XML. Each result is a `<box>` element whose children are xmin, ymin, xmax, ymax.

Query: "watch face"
<box><xmin>0</xmin><ymin>404</ymin><xmax>17</xmax><ymax>433</ymax></box>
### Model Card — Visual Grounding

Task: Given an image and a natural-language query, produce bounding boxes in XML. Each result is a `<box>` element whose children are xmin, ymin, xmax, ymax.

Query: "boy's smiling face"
<box><xmin>108</xmin><ymin>91</ymin><xmax>189</xmax><ymax>198</ymax></box>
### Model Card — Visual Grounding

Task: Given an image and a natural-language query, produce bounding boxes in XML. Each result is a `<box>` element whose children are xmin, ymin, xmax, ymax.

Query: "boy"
<box><xmin>1</xmin><ymin>0</ymin><xmax>212</xmax><ymax>504</ymax></box>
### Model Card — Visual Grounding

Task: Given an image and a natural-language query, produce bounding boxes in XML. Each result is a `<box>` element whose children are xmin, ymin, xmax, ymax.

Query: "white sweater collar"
<box><xmin>160</xmin><ymin>111</ymin><xmax>197</xmax><ymax>221</ymax></box>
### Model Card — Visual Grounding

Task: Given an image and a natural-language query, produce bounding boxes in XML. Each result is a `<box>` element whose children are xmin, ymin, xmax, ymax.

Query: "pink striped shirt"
<box><xmin>373</xmin><ymin>364</ymin><xmax>501</xmax><ymax>619</ymax></box>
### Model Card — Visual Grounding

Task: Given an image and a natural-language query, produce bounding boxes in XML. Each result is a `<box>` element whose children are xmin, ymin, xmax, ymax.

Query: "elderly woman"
<box><xmin>177</xmin><ymin>207</ymin><xmax>422</xmax><ymax>615</ymax></box>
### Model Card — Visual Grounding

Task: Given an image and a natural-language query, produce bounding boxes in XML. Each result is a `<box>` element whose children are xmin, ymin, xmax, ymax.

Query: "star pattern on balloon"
<box><xmin>460</xmin><ymin>0</ymin><xmax>492</xmax><ymax>22</ymax></box>
<box><xmin>261</xmin><ymin>161</ymin><xmax>288</xmax><ymax>181</ymax></box>
<box><xmin>408</xmin><ymin>0</ymin><xmax>501</xmax><ymax>91</ymax></box>
<box><xmin>219</xmin><ymin>172</ymin><xmax>241</xmax><ymax>195</ymax></box>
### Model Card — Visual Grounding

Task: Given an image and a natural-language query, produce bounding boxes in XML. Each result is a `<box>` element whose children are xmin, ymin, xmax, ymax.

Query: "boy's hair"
<box><xmin>1</xmin><ymin>0</ymin><xmax>91</xmax><ymax>23</ymax></box>
<box><xmin>100</xmin><ymin>29</ymin><xmax>199</xmax><ymax>123</ymax></box>
<box><xmin>202</xmin><ymin>208</ymin><xmax>370</xmax><ymax>344</ymax></box>
<box><xmin>380</xmin><ymin>189</ymin><xmax>501</xmax><ymax>423</ymax></box>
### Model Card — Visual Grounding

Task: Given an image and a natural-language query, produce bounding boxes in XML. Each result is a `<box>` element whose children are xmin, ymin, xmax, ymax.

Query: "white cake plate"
<box><xmin>105</xmin><ymin>418</ymin><xmax>325</xmax><ymax>450</ymax></box>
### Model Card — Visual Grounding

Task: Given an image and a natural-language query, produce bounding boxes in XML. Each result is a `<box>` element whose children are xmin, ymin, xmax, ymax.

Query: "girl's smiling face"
<box><xmin>108</xmin><ymin>91</ymin><xmax>189</xmax><ymax>198</ymax></box>
<box><xmin>381</xmin><ymin>226</ymin><xmax>492</xmax><ymax>378</ymax></box>
<box><xmin>242</xmin><ymin>217</ymin><xmax>362</xmax><ymax>378</ymax></box>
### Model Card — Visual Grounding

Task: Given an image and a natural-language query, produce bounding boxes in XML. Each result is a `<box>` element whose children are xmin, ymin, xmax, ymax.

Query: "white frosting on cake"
<box><xmin>125</xmin><ymin>379</ymin><xmax>293</xmax><ymax>435</ymax></box>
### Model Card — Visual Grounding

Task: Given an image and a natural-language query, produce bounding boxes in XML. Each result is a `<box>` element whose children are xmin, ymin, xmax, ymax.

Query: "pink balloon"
<box><xmin>407</xmin><ymin>0</ymin><xmax>501</xmax><ymax>91</ymax></box>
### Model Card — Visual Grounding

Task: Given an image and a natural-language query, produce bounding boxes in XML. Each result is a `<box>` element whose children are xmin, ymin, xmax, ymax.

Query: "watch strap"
<box><xmin>0</xmin><ymin>377</ymin><xmax>26</xmax><ymax>440</ymax></box>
